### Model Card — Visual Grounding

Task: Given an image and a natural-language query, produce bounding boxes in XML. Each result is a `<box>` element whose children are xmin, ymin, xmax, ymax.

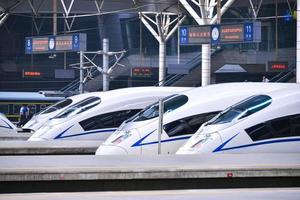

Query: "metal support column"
<box><xmin>53</xmin><ymin>0</ymin><xmax>57</xmax><ymax>36</ymax></box>
<box><xmin>79</xmin><ymin>51</ymin><xmax>84</xmax><ymax>94</ymax></box>
<box><xmin>139</xmin><ymin>12</ymin><xmax>186</xmax><ymax>86</ymax></box>
<box><xmin>179</xmin><ymin>0</ymin><xmax>236</xmax><ymax>86</ymax></box>
<box><xmin>103</xmin><ymin>38</ymin><xmax>109</xmax><ymax>91</ymax></box>
<box><xmin>159</xmin><ymin>41</ymin><xmax>166</xmax><ymax>86</ymax></box>
<box><xmin>297</xmin><ymin>0</ymin><xmax>300</xmax><ymax>83</ymax></box>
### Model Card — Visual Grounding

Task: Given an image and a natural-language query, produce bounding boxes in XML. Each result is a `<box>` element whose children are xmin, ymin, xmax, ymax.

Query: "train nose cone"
<box><xmin>95</xmin><ymin>144</ymin><xmax>128</xmax><ymax>155</ymax></box>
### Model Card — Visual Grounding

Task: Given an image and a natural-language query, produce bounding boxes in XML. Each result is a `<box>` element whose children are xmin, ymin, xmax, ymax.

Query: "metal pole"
<box><xmin>158</xmin><ymin>41</ymin><xmax>166</xmax><ymax>86</ymax></box>
<box><xmin>79</xmin><ymin>51</ymin><xmax>84</xmax><ymax>94</ymax></box>
<box><xmin>103</xmin><ymin>38</ymin><xmax>109</xmax><ymax>91</ymax></box>
<box><xmin>53</xmin><ymin>0</ymin><xmax>57</xmax><ymax>36</ymax></box>
<box><xmin>64</xmin><ymin>52</ymin><xmax>67</xmax><ymax>70</ymax></box>
<box><xmin>158</xmin><ymin>99</ymin><xmax>164</xmax><ymax>154</ymax></box>
<box><xmin>275</xmin><ymin>0</ymin><xmax>278</xmax><ymax>61</ymax></box>
<box><xmin>297</xmin><ymin>0</ymin><xmax>300</xmax><ymax>83</ymax></box>
<box><xmin>217</xmin><ymin>0</ymin><xmax>221</xmax><ymax>24</ymax></box>
<box><xmin>202</xmin><ymin>44</ymin><xmax>211</xmax><ymax>86</ymax></box>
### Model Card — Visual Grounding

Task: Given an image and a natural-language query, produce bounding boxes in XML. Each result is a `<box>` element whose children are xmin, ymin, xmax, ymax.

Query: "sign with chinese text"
<box><xmin>180</xmin><ymin>22</ymin><xmax>261</xmax><ymax>45</ymax></box>
<box><xmin>25</xmin><ymin>33</ymin><xmax>86</xmax><ymax>54</ymax></box>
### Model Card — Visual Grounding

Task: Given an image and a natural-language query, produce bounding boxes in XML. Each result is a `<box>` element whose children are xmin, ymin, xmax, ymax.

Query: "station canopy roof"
<box><xmin>0</xmin><ymin>0</ymin><xmax>293</xmax><ymax>16</ymax></box>
<box><xmin>0</xmin><ymin>0</ymin><xmax>179</xmax><ymax>15</ymax></box>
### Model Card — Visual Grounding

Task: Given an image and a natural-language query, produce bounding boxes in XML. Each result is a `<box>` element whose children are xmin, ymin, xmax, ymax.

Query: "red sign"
<box><xmin>131</xmin><ymin>67</ymin><xmax>153</xmax><ymax>78</ymax></box>
<box><xmin>23</xmin><ymin>70</ymin><xmax>42</xmax><ymax>78</ymax></box>
<box><xmin>268</xmin><ymin>61</ymin><xmax>288</xmax><ymax>72</ymax></box>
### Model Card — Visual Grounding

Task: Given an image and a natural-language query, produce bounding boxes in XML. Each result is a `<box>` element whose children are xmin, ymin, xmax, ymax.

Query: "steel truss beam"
<box><xmin>139</xmin><ymin>12</ymin><xmax>186</xmax><ymax>86</ymax></box>
<box><xmin>179</xmin><ymin>0</ymin><xmax>236</xmax><ymax>86</ymax></box>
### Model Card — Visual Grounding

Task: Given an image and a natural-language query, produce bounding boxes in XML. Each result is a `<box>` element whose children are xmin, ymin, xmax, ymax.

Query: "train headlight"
<box><xmin>111</xmin><ymin>129</ymin><xmax>137</xmax><ymax>145</ymax></box>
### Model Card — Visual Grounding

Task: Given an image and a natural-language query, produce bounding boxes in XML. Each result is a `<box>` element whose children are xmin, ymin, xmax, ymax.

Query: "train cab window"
<box><xmin>55</xmin><ymin>97</ymin><xmax>100</xmax><ymax>119</ymax></box>
<box><xmin>209</xmin><ymin>95</ymin><xmax>272</xmax><ymax>125</ymax></box>
<box><xmin>164</xmin><ymin>112</ymin><xmax>219</xmax><ymax>137</ymax></box>
<box><xmin>246</xmin><ymin>114</ymin><xmax>300</xmax><ymax>141</ymax></box>
<box><xmin>80</xmin><ymin>110</ymin><xmax>141</xmax><ymax>131</ymax></box>
<box><xmin>0</xmin><ymin>105</ymin><xmax>9</xmax><ymax>115</ymax></box>
<box><xmin>41</xmin><ymin>98</ymin><xmax>72</xmax><ymax>114</ymax></box>
<box><xmin>133</xmin><ymin>95</ymin><xmax>188</xmax><ymax>122</ymax></box>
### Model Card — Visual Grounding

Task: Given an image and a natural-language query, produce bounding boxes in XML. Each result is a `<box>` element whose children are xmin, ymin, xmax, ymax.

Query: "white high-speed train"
<box><xmin>23</xmin><ymin>93</ymin><xmax>95</xmax><ymax>132</ymax></box>
<box><xmin>96</xmin><ymin>83</ymin><xmax>296</xmax><ymax>155</ymax></box>
<box><xmin>28</xmin><ymin>87</ymin><xmax>190</xmax><ymax>141</ymax></box>
<box><xmin>176</xmin><ymin>84</ymin><xmax>300</xmax><ymax>154</ymax></box>
<box><xmin>0</xmin><ymin>113</ymin><xmax>17</xmax><ymax>134</ymax></box>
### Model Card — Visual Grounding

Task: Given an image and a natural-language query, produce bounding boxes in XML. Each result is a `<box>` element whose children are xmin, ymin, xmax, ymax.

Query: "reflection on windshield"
<box><xmin>207</xmin><ymin>95</ymin><xmax>272</xmax><ymax>125</ymax></box>
<box><xmin>54</xmin><ymin>96</ymin><xmax>101</xmax><ymax>119</ymax></box>
<box><xmin>133</xmin><ymin>94</ymin><xmax>188</xmax><ymax>122</ymax></box>
<box><xmin>40</xmin><ymin>98</ymin><xmax>73</xmax><ymax>114</ymax></box>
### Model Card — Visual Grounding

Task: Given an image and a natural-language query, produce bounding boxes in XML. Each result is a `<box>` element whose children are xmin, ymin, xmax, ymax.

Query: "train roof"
<box><xmin>0</xmin><ymin>92</ymin><xmax>64</xmax><ymax>101</ymax></box>
<box><xmin>182</xmin><ymin>82</ymin><xmax>298</xmax><ymax>100</ymax></box>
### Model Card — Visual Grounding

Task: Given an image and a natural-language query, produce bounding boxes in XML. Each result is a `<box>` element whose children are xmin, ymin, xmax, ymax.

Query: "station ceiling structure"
<box><xmin>0</xmin><ymin>0</ymin><xmax>297</xmax><ymax>88</ymax></box>
<box><xmin>0</xmin><ymin>0</ymin><xmax>294</xmax><ymax>18</ymax></box>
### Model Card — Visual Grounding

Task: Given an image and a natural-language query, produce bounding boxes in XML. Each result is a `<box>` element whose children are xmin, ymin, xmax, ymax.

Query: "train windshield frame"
<box><xmin>208</xmin><ymin>95</ymin><xmax>272</xmax><ymax>125</ymax></box>
<box><xmin>39</xmin><ymin>98</ymin><xmax>73</xmax><ymax>114</ymax></box>
<box><xmin>54</xmin><ymin>96</ymin><xmax>101</xmax><ymax>119</ymax></box>
<box><xmin>133</xmin><ymin>94</ymin><xmax>188</xmax><ymax>122</ymax></box>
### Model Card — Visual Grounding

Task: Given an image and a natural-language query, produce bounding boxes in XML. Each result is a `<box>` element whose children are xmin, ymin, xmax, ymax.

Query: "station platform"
<box><xmin>0</xmin><ymin>188</ymin><xmax>299</xmax><ymax>200</ymax></box>
<box><xmin>0</xmin><ymin>133</ymin><xmax>32</xmax><ymax>141</ymax></box>
<box><xmin>0</xmin><ymin>140</ymin><xmax>103</xmax><ymax>155</ymax></box>
<box><xmin>0</xmin><ymin>154</ymin><xmax>299</xmax><ymax>193</ymax></box>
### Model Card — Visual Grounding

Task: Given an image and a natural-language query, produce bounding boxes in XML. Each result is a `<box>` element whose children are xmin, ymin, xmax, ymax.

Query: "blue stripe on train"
<box><xmin>213</xmin><ymin>133</ymin><xmax>300</xmax><ymax>152</ymax></box>
<box><xmin>132</xmin><ymin>129</ymin><xmax>191</xmax><ymax>147</ymax></box>
<box><xmin>0</xmin><ymin>119</ymin><xmax>13</xmax><ymax>130</ymax></box>
<box><xmin>54</xmin><ymin>125</ymin><xmax>117</xmax><ymax>139</ymax></box>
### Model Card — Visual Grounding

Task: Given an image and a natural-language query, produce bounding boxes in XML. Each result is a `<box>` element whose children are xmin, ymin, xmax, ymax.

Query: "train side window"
<box><xmin>291</xmin><ymin>114</ymin><xmax>300</xmax><ymax>136</ymax></box>
<box><xmin>246</xmin><ymin>114</ymin><xmax>300</xmax><ymax>141</ymax></box>
<box><xmin>79</xmin><ymin>110</ymin><xmax>141</xmax><ymax>131</ymax></box>
<box><xmin>0</xmin><ymin>105</ymin><xmax>9</xmax><ymax>115</ymax></box>
<box><xmin>269</xmin><ymin>117</ymin><xmax>291</xmax><ymax>138</ymax></box>
<box><xmin>164</xmin><ymin>112</ymin><xmax>220</xmax><ymax>137</ymax></box>
<box><xmin>114</xmin><ymin>110</ymin><xmax>140</xmax><ymax>127</ymax></box>
<box><xmin>246</xmin><ymin>123</ymin><xmax>273</xmax><ymax>141</ymax></box>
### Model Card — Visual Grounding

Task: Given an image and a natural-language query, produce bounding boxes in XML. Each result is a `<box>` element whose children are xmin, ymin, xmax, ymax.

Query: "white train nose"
<box><xmin>95</xmin><ymin>144</ymin><xmax>128</xmax><ymax>155</ymax></box>
<box><xmin>27</xmin><ymin>137</ymin><xmax>48</xmax><ymax>141</ymax></box>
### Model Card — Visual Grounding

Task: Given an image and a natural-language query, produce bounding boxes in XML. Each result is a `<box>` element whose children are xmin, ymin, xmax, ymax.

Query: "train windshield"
<box><xmin>54</xmin><ymin>96</ymin><xmax>101</xmax><ymax>119</ymax></box>
<box><xmin>39</xmin><ymin>98</ymin><xmax>73</xmax><ymax>114</ymax></box>
<box><xmin>208</xmin><ymin>95</ymin><xmax>272</xmax><ymax>125</ymax></box>
<box><xmin>133</xmin><ymin>95</ymin><xmax>188</xmax><ymax>122</ymax></box>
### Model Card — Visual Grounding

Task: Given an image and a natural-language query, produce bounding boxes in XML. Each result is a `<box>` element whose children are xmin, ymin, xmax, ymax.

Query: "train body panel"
<box><xmin>28</xmin><ymin>87</ymin><xmax>191</xmax><ymax>141</ymax></box>
<box><xmin>96</xmin><ymin>82</ymin><xmax>297</xmax><ymax>155</ymax></box>
<box><xmin>177</xmin><ymin>84</ymin><xmax>300</xmax><ymax>154</ymax></box>
<box><xmin>0</xmin><ymin>113</ymin><xmax>17</xmax><ymax>134</ymax></box>
<box><xmin>23</xmin><ymin>93</ymin><xmax>94</xmax><ymax>132</ymax></box>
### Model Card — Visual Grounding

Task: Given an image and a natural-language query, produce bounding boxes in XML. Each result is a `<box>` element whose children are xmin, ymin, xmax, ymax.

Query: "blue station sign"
<box><xmin>25</xmin><ymin>33</ymin><xmax>87</xmax><ymax>54</ymax></box>
<box><xmin>180</xmin><ymin>21</ymin><xmax>261</xmax><ymax>45</ymax></box>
